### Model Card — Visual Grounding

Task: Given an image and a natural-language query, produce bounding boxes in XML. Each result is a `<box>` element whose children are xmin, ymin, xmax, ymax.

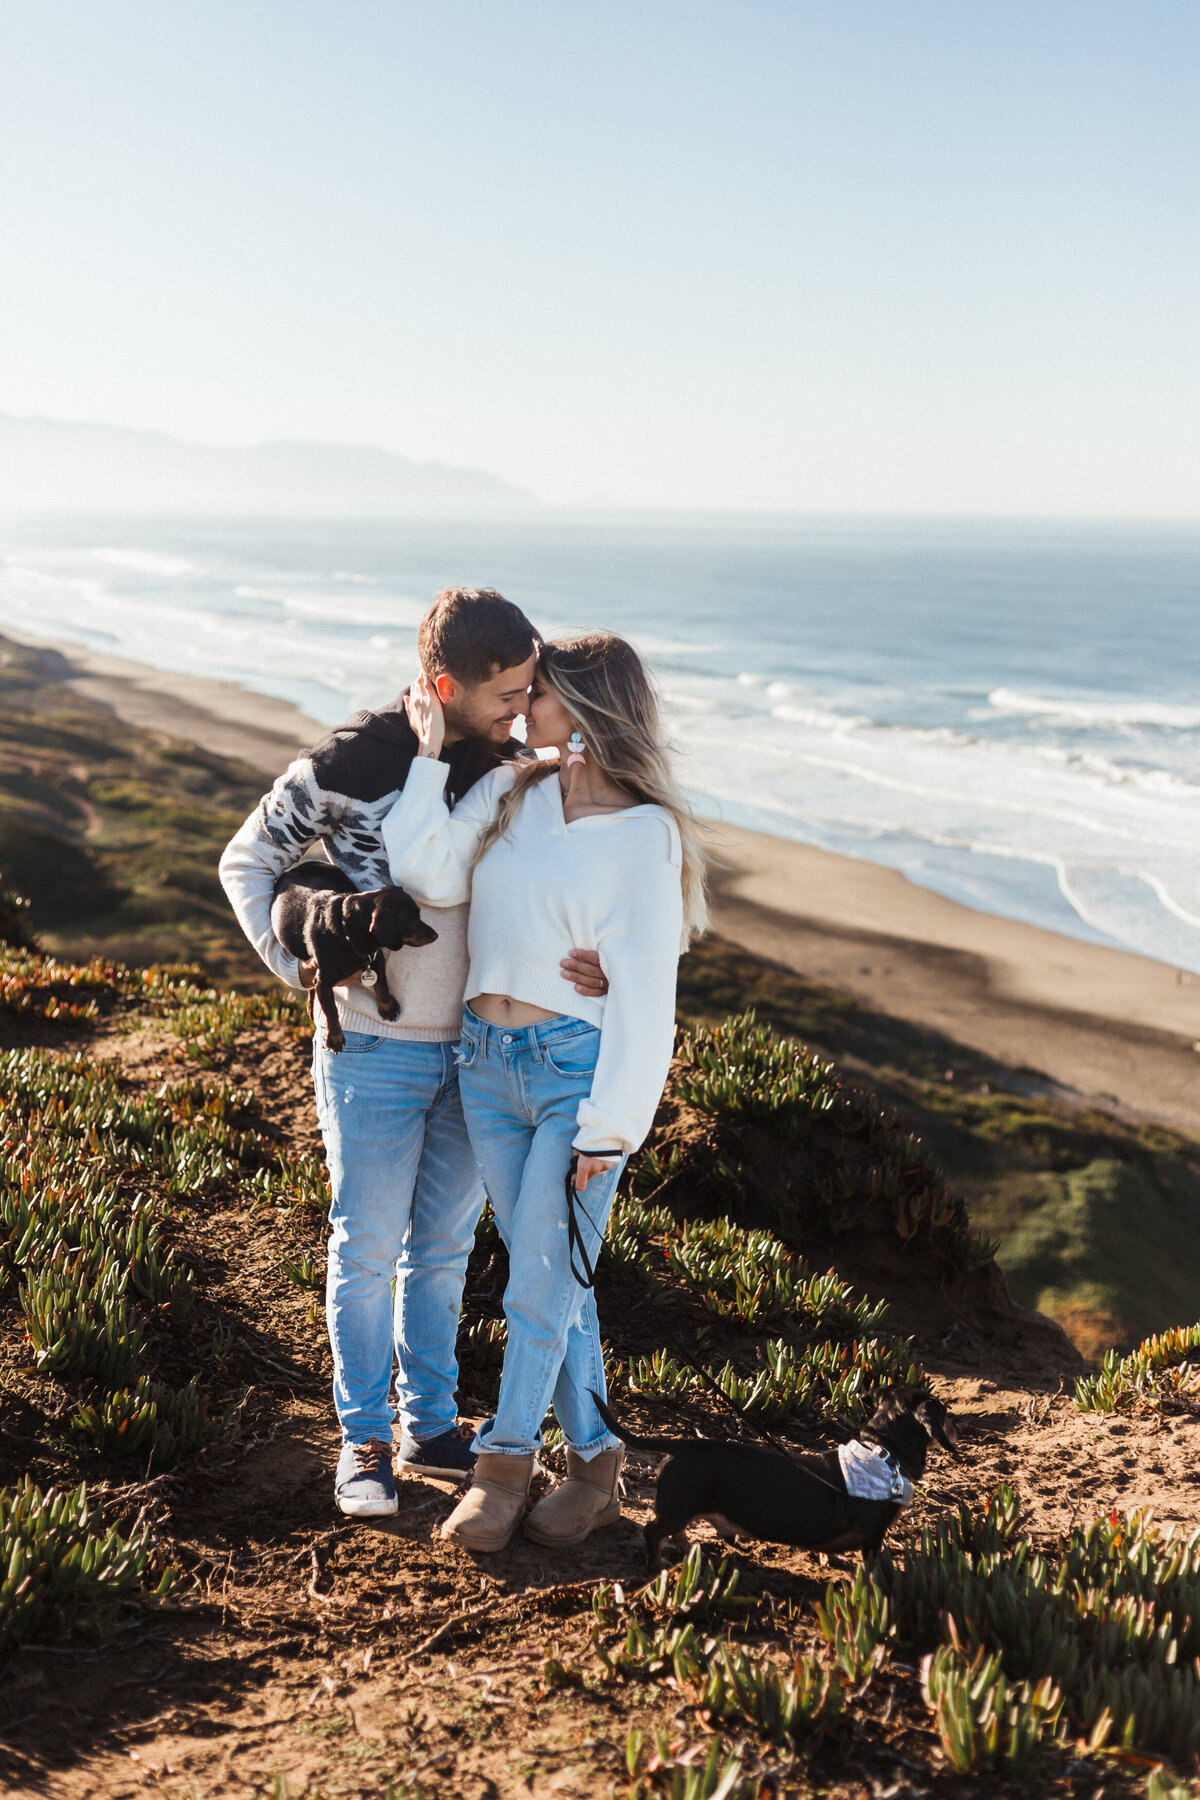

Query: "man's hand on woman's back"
<box><xmin>561</xmin><ymin>949</ymin><xmax>608</xmax><ymax>997</ymax></box>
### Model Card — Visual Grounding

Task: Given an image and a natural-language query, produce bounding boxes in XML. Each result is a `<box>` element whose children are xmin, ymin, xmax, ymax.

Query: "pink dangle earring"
<box><xmin>566</xmin><ymin>730</ymin><xmax>587</xmax><ymax>768</ymax></box>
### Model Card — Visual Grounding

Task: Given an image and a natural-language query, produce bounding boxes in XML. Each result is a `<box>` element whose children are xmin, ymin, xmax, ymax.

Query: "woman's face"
<box><xmin>521</xmin><ymin>668</ymin><xmax>577</xmax><ymax>751</ymax></box>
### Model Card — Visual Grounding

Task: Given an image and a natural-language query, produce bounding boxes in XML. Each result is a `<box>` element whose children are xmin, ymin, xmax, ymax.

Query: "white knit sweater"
<box><xmin>382</xmin><ymin>757</ymin><xmax>683</xmax><ymax>1156</ymax></box>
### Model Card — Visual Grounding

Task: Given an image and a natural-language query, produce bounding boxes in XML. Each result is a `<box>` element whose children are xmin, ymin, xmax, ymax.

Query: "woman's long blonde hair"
<box><xmin>475</xmin><ymin>632</ymin><xmax>709</xmax><ymax>945</ymax></box>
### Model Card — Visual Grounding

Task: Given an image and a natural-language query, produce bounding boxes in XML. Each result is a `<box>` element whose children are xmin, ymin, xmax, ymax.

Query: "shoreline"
<box><xmin>708</xmin><ymin>826</ymin><xmax>1200</xmax><ymax>1133</ymax></box>
<box><xmin>6</xmin><ymin>630</ymin><xmax>320</xmax><ymax>776</ymax></box>
<box><xmin>12</xmin><ymin>628</ymin><xmax>1200</xmax><ymax>1133</ymax></box>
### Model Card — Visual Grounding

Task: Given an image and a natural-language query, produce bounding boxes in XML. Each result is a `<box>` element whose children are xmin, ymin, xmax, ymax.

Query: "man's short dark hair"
<box><xmin>418</xmin><ymin>588</ymin><xmax>538</xmax><ymax>687</ymax></box>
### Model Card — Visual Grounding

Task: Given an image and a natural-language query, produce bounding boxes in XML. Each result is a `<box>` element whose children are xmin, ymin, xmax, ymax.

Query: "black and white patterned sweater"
<box><xmin>219</xmin><ymin>697</ymin><xmax>513</xmax><ymax>1041</ymax></box>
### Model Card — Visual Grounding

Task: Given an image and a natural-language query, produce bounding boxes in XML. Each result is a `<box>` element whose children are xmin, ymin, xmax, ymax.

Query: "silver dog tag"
<box><xmin>360</xmin><ymin>967</ymin><xmax>378</xmax><ymax>988</ymax></box>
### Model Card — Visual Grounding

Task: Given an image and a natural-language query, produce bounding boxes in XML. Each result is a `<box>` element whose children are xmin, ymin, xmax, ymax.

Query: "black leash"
<box><xmin>562</xmin><ymin>1158</ymin><xmax>931</xmax><ymax>1497</ymax></box>
<box><xmin>564</xmin><ymin>1154</ymin><xmax>797</xmax><ymax>1460</ymax></box>
<box><xmin>564</xmin><ymin>1156</ymin><xmax>604</xmax><ymax>1290</ymax></box>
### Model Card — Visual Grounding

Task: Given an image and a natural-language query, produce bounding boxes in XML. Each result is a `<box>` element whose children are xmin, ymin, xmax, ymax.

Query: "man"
<box><xmin>220</xmin><ymin>588</ymin><xmax>605</xmax><ymax>1518</ymax></box>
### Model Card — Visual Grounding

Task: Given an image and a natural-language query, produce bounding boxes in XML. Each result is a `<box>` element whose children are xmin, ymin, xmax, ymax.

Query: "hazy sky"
<box><xmin>1</xmin><ymin>2</ymin><xmax>1197</xmax><ymax>514</ymax></box>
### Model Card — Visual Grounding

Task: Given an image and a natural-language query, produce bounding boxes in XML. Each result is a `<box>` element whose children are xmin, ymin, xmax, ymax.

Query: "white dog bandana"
<box><xmin>837</xmin><ymin>1438</ymin><xmax>913</xmax><ymax>1505</ymax></box>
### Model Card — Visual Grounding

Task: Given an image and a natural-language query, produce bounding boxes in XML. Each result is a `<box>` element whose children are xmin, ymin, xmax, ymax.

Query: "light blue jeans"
<box><xmin>455</xmin><ymin>1006</ymin><xmax>626</xmax><ymax>1461</ymax></box>
<box><xmin>312</xmin><ymin>1030</ymin><xmax>484</xmax><ymax>1447</ymax></box>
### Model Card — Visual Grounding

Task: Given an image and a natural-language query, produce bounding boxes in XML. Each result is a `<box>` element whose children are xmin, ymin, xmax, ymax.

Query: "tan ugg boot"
<box><xmin>523</xmin><ymin>1447</ymin><xmax>624</xmax><ymax>1548</ymax></box>
<box><xmin>440</xmin><ymin>1452</ymin><xmax>534</xmax><ymax>1553</ymax></box>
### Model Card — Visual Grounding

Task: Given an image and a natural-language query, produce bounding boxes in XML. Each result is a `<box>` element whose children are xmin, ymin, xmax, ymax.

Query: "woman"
<box><xmin>382</xmin><ymin>632</ymin><xmax>707</xmax><ymax>1552</ymax></box>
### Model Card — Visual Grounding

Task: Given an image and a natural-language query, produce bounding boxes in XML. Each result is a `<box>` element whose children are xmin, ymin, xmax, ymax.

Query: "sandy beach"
<box><xmin>709</xmin><ymin>825</ymin><xmax>1200</xmax><ymax>1134</ymax></box>
<box><xmin>27</xmin><ymin>636</ymin><xmax>319</xmax><ymax>777</ymax></box>
<box><xmin>15</xmin><ymin>628</ymin><xmax>1200</xmax><ymax>1135</ymax></box>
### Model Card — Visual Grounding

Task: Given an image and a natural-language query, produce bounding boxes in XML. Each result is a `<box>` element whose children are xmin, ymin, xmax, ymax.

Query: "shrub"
<box><xmin>1076</xmin><ymin>1324</ymin><xmax>1200</xmax><ymax>1414</ymax></box>
<box><xmin>921</xmin><ymin>1643</ymin><xmax>1063</xmax><ymax>1772</ymax></box>
<box><xmin>20</xmin><ymin>1250</ymin><xmax>144</xmax><ymax>1386</ymax></box>
<box><xmin>0</xmin><ymin>1478</ymin><xmax>174</xmax><ymax>1653</ymax></box>
<box><xmin>72</xmin><ymin>1375</ymin><xmax>217</xmax><ymax>1467</ymax></box>
<box><xmin>650</xmin><ymin>1011</ymin><xmax>970</xmax><ymax>1254</ymax></box>
<box><xmin>626</xmin><ymin>1731</ymin><xmax>748</xmax><ymax>1800</ymax></box>
<box><xmin>814</xmin><ymin>1563</ymin><xmax>894</xmax><ymax>1682</ymax></box>
<box><xmin>870</xmin><ymin>1485</ymin><xmax>1200</xmax><ymax>1763</ymax></box>
<box><xmin>697</xmin><ymin>1643</ymin><xmax>843</xmax><ymax>1744</ymax></box>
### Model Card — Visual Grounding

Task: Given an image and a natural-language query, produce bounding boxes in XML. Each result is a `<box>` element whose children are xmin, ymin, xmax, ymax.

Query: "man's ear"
<box><xmin>433</xmin><ymin>673</ymin><xmax>459</xmax><ymax>706</ymax></box>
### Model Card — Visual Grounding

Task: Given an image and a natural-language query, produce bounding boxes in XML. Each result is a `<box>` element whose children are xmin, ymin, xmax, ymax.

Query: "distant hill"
<box><xmin>0</xmin><ymin>413</ymin><xmax>532</xmax><ymax>514</ymax></box>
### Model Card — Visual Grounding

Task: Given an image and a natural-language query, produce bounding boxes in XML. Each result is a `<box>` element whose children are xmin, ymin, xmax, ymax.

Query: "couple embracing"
<box><xmin>220</xmin><ymin>587</ymin><xmax>707</xmax><ymax>1553</ymax></box>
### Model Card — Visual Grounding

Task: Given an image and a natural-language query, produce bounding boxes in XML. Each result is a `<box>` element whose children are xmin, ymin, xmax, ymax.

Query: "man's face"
<box><xmin>436</xmin><ymin>653</ymin><xmax>537</xmax><ymax>745</ymax></box>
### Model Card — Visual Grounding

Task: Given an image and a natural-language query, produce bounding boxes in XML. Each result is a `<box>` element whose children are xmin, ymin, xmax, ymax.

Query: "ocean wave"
<box><xmin>769</xmin><ymin>702</ymin><xmax>868</xmax><ymax>733</ymax></box>
<box><xmin>91</xmin><ymin>547</ymin><xmax>197</xmax><ymax>577</ymax></box>
<box><xmin>1030</xmin><ymin>743</ymin><xmax>1200</xmax><ymax>796</ymax></box>
<box><xmin>989</xmin><ymin>687</ymin><xmax>1200</xmax><ymax>730</ymax></box>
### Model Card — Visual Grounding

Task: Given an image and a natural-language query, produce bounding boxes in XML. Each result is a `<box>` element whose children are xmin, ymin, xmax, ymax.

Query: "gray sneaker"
<box><xmin>398</xmin><ymin>1426</ymin><xmax>476</xmax><ymax>1481</ymax></box>
<box><xmin>335</xmin><ymin>1437</ymin><xmax>398</xmax><ymax>1517</ymax></box>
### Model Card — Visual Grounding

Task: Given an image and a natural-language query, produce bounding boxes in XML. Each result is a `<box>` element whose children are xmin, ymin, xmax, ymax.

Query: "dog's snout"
<box><xmin>407</xmin><ymin>923</ymin><xmax>438</xmax><ymax>947</ymax></box>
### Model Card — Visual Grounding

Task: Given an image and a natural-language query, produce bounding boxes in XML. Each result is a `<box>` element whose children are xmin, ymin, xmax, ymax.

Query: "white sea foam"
<box><xmin>769</xmin><ymin>702</ymin><xmax>868</xmax><ymax>734</ymax></box>
<box><xmin>90</xmin><ymin>547</ymin><xmax>197</xmax><ymax>578</ymax></box>
<box><xmin>662</xmin><ymin>667</ymin><xmax>1200</xmax><ymax>971</ymax></box>
<box><xmin>989</xmin><ymin>687</ymin><xmax>1200</xmax><ymax>731</ymax></box>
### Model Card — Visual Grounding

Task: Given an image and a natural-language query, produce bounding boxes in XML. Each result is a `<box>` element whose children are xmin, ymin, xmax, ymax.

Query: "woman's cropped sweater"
<box><xmin>382</xmin><ymin>757</ymin><xmax>683</xmax><ymax>1157</ymax></box>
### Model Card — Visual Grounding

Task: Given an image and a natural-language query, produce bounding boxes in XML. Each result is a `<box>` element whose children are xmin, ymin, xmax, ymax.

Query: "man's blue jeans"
<box><xmin>455</xmin><ymin>1007</ymin><xmax>625</xmax><ymax>1461</ymax></box>
<box><xmin>312</xmin><ymin>1030</ymin><xmax>484</xmax><ymax>1446</ymax></box>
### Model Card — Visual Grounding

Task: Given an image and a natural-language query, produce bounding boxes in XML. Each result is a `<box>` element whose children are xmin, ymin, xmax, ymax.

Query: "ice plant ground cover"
<box><xmin>3</xmin><ymin>933</ymin><xmax>1200</xmax><ymax>1796</ymax></box>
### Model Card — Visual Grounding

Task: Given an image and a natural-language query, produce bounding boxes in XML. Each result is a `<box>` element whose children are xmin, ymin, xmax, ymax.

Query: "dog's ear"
<box><xmin>866</xmin><ymin>1387</ymin><xmax>911</xmax><ymax>1427</ymax></box>
<box><xmin>915</xmin><ymin>1396</ymin><xmax>960</xmax><ymax>1459</ymax></box>
<box><xmin>339</xmin><ymin>894</ymin><xmax>376</xmax><ymax>945</ymax></box>
<box><xmin>369</xmin><ymin>898</ymin><xmax>438</xmax><ymax>950</ymax></box>
<box><xmin>369</xmin><ymin>899</ymin><xmax>411</xmax><ymax>950</ymax></box>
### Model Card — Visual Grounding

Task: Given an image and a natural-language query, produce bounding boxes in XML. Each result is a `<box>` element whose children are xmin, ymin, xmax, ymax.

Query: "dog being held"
<box><xmin>271</xmin><ymin>861</ymin><xmax>438</xmax><ymax>1053</ymax></box>
<box><xmin>592</xmin><ymin>1387</ymin><xmax>959</xmax><ymax>1565</ymax></box>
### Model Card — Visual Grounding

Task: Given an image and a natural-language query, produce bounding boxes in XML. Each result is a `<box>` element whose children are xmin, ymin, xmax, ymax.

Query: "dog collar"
<box><xmin>338</xmin><ymin>923</ymin><xmax>382</xmax><ymax>987</ymax></box>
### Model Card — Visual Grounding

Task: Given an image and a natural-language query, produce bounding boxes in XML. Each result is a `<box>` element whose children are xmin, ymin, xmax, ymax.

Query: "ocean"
<box><xmin>0</xmin><ymin>512</ymin><xmax>1197</xmax><ymax>973</ymax></box>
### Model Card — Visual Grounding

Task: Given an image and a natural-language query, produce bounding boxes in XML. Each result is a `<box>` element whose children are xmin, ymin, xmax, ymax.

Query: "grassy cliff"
<box><xmin>0</xmin><ymin>634</ymin><xmax>273</xmax><ymax>982</ymax></box>
<box><xmin>4</xmin><ymin>934</ymin><xmax>1200</xmax><ymax>1796</ymax></box>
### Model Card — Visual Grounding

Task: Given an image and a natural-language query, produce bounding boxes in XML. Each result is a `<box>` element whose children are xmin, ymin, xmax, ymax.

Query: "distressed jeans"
<box><xmin>312</xmin><ymin>1031</ymin><xmax>484</xmax><ymax>1446</ymax></box>
<box><xmin>455</xmin><ymin>1006</ymin><xmax>626</xmax><ymax>1461</ymax></box>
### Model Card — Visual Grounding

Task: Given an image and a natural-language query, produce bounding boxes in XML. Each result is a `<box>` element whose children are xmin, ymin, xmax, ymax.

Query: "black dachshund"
<box><xmin>271</xmin><ymin>861</ymin><xmax>437</xmax><ymax>1053</ymax></box>
<box><xmin>592</xmin><ymin>1387</ymin><xmax>959</xmax><ymax>1565</ymax></box>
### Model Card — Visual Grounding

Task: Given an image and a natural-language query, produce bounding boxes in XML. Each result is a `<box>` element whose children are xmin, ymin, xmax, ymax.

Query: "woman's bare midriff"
<box><xmin>469</xmin><ymin>992</ymin><xmax>560</xmax><ymax>1028</ymax></box>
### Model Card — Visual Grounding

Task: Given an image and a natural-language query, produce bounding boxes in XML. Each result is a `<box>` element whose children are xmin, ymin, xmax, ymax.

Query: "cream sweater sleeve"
<box><xmin>381</xmin><ymin>756</ymin><xmax>514</xmax><ymax>905</ymax></box>
<box><xmin>574</xmin><ymin>817</ymin><xmax>684</xmax><ymax>1157</ymax></box>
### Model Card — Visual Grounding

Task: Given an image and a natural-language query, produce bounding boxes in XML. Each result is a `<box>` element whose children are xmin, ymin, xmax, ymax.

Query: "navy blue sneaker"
<box><xmin>335</xmin><ymin>1437</ymin><xmax>398</xmax><ymax>1517</ymax></box>
<box><xmin>398</xmin><ymin>1427</ymin><xmax>476</xmax><ymax>1481</ymax></box>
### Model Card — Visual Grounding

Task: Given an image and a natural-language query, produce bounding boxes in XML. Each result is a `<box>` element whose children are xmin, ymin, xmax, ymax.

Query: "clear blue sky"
<box><xmin>1</xmin><ymin>2</ymin><xmax>1197</xmax><ymax>513</ymax></box>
